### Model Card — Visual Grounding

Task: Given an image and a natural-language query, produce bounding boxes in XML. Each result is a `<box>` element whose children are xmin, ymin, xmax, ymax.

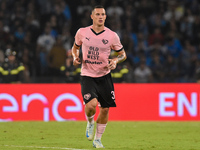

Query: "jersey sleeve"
<box><xmin>111</xmin><ymin>32</ymin><xmax>123</xmax><ymax>52</ymax></box>
<box><xmin>74</xmin><ymin>28</ymin><xmax>82</xmax><ymax>46</ymax></box>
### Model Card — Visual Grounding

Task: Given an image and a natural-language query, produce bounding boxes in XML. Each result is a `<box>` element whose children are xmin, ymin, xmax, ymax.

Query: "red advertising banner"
<box><xmin>0</xmin><ymin>83</ymin><xmax>200</xmax><ymax>121</ymax></box>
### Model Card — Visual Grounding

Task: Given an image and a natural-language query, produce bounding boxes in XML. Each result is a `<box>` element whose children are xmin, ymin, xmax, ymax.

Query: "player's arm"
<box><xmin>108</xmin><ymin>49</ymin><xmax>127</xmax><ymax>70</ymax></box>
<box><xmin>72</xmin><ymin>42</ymin><xmax>81</xmax><ymax>66</ymax></box>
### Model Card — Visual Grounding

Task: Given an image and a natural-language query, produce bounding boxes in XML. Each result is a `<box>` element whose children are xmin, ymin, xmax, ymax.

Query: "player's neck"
<box><xmin>92</xmin><ymin>24</ymin><xmax>104</xmax><ymax>34</ymax></box>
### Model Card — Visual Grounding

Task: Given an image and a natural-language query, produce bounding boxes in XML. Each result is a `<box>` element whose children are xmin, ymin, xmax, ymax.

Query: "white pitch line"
<box><xmin>4</xmin><ymin>145</ymin><xmax>88</xmax><ymax>150</ymax></box>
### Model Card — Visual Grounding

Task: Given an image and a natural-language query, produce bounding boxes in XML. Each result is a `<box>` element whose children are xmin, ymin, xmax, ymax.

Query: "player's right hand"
<box><xmin>73</xmin><ymin>57</ymin><xmax>81</xmax><ymax>66</ymax></box>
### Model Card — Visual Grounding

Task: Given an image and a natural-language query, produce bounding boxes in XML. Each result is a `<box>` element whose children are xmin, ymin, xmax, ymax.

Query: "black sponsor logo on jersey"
<box><xmin>85</xmin><ymin>60</ymin><xmax>102</xmax><ymax>64</ymax></box>
<box><xmin>102</xmin><ymin>39</ymin><xmax>108</xmax><ymax>44</ymax></box>
<box><xmin>89</xmin><ymin>46</ymin><xmax>99</xmax><ymax>51</ymax></box>
<box><xmin>88</xmin><ymin>46</ymin><xmax>100</xmax><ymax>60</ymax></box>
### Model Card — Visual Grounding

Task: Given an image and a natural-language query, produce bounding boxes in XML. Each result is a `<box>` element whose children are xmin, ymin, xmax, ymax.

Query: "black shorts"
<box><xmin>80</xmin><ymin>73</ymin><xmax>116</xmax><ymax>108</ymax></box>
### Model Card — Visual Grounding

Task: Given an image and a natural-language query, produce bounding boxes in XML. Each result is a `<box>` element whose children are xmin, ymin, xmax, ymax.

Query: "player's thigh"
<box><xmin>85</xmin><ymin>98</ymin><xmax>98</xmax><ymax>110</ymax></box>
<box><xmin>99</xmin><ymin>107</ymin><xmax>109</xmax><ymax>115</ymax></box>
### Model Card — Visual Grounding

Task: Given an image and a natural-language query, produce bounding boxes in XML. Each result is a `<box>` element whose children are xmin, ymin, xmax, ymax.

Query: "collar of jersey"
<box><xmin>90</xmin><ymin>28</ymin><xmax>105</xmax><ymax>35</ymax></box>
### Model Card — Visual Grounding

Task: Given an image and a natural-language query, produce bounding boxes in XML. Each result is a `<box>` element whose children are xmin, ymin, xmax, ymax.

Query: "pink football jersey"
<box><xmin>75</xmin><ymin>25</ymin><xmax>123</xmax><ymax>77</ymax></box>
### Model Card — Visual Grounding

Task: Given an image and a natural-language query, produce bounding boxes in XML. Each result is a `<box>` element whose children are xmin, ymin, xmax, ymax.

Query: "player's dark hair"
<box><xmin>92</xmin><ymin>5</ymin><xmax>105</xmax><ymax>12</ymax></box>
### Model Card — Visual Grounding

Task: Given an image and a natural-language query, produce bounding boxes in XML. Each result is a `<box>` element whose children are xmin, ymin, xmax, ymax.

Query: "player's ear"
<box><xmin>91</xmin><ymin>10</ymin><xmax>94</xmax><ymax>20</ymax></box>
<box><xmin>91</xmin><ymin>14</ymin><xmax>93</xmax><ymax>20</ymax></box>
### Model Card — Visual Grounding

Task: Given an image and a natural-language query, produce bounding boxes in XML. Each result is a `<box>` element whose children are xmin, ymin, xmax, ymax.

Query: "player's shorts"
<box><xmin>80</xmin><ymin>73</ymin><xmax>116</xmax><ymax>108</ymax></box>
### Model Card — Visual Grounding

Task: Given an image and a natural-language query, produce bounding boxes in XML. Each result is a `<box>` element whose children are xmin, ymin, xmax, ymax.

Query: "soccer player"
<box><xmin>72</xmin><ymin>5</ymin><xmax>126</xmax><ymax>148</ymax></box>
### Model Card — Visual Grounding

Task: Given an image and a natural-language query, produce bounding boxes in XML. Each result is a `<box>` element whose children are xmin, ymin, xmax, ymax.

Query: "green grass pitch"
<box><xmin>0</xmin><ymin>121</ymin><xmax>200</xmax><ymax>150</ymax></box>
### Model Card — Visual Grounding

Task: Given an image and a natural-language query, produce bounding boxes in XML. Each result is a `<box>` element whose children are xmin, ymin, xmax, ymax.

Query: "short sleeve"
<box><xmin>111</xmin><ymin>32</ymin><xmax>123</xmax><ymax>52</ymax></box>
<box><xmin>75</xmin><ymin>29</ymin><xmax>82</xmax><ymax>46</ymax></box>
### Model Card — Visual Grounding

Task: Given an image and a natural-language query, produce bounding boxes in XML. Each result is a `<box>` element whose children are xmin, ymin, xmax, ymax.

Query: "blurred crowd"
<box><xmin>0</xmin><ymin>0</ymin><xmax>200</xmax><ymax>83</ymax></box>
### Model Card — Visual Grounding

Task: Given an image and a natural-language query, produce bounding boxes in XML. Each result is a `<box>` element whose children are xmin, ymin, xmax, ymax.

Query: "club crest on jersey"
<box><xmin>84</xmin><ymin>93</ymin><xmax>91</xmax><ymax>100</ymax></box>
<box><xmin>102</xmin><ymin>39</ymin><xmax>108</xmax><ymax>44</ymax></box>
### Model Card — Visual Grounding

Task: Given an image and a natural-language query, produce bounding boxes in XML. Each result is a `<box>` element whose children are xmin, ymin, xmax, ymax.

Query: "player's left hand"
<box><xmin>107</xmin><ymin>58</ymin><xmax>118</xmax><ymax>70</ymax></box>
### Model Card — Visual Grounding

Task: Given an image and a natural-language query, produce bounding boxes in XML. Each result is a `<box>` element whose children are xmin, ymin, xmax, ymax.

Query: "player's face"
<box><xmin>91</xmin><ymin>8</ymin><xmax>106</xmax><ymax>26</ymax></box>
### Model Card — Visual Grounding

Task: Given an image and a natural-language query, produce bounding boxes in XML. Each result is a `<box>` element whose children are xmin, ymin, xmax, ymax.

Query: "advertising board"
<box><xmin>0</xmin><ymin>84</ymin><xmax>200</xmax><ymax>121</ymax></box>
